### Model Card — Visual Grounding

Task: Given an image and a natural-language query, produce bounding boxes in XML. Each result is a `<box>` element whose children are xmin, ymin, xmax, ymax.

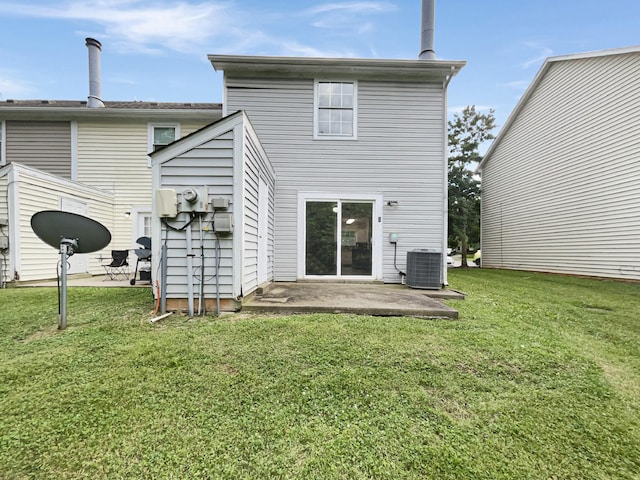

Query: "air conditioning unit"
<box><xmin>406</xmin><ymin>249</ymin><xmax>442</xmax><ymax>290</ymax></box>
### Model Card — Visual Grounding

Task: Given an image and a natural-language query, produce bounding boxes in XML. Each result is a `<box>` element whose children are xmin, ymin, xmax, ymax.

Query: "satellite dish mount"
<box><xmin>31</xmin><ymin>211</ymin><xmax>111</xmax><ymax>330</ymax></box>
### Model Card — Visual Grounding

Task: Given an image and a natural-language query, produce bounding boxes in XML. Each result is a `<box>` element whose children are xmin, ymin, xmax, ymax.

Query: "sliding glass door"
<box><xmin>305</xmin><ymin>200</ymin><xmax>373</xmax><ymax>277</ymax></box>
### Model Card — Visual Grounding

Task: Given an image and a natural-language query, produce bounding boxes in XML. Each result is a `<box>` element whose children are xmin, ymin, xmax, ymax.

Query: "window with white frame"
<box><xmin>315</xmin><ymin>81</ymin><xmax>357</xmax><ymax>139</ymax></box>
<box><xmin>148</xmin><ymin>123</ymin><xmax>180</xmax><ymax>153</ymax></box>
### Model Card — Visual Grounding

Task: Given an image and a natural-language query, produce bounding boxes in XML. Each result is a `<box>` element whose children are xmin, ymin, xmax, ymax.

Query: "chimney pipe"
<box><xmin>85</xmin><ymin>38</ymin><xmax>105</xmax><ymax>108</ymax></box>
<box><xmin>419</xmin><ymin>0</ymin><xmax>436</xmax><ymax>60</ymax></box>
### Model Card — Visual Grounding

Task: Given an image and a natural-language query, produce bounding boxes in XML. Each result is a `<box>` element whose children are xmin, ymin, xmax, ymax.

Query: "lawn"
<box><xmin>1</xmin><ymin>270</ymin><xmax>639</xmax><ymax>479</ymax></box>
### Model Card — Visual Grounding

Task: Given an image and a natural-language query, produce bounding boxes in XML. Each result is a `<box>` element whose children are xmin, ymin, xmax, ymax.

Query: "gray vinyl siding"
<box><xmin>242</xmin><ymin>124</ymin><xmax>276</xmax><ymax>294</ymax></box>
<box><xmin>158</xmin><ymin>131</ymin><xmax>235</xmax><ymax>299</ymax></box>
<box><xmin>481</xmin><ymin>52</ymin><xmax>640</xmax><ymax>280</ymax></box>
<box><xmin>5</xmin><ymin>121</ymin><xmax>71</xmax><ymax>178</ymax></box>
<box><xmin>226</xmin><ymin>77</ymin><xmax>445</xmax><ymax>283</ymax></box>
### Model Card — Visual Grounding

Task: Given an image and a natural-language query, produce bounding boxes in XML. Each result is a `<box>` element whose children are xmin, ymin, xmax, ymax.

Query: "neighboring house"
<box><xmin>0</xmin><ymin>99</ymin><xmax>221</xmax><ymax>284</ymax></box>
<box><xmin>478</xmin><ymin>46</ymin><xmax>640</xmax><ymax>281</ymax></box>
<box><xmin>151</xmin><ymin>53</ymin><xmax>465</xmax><ymax>311</ymax></box>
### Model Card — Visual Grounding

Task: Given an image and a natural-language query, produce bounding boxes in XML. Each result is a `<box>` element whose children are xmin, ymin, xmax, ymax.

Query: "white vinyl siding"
<box><xmin>0</xmin><ymin>121</ymin><xmax>5</xmax><ymax>165</ymax></box>
<box><xmin>242</xmin><ymin>123</ymin><xmax>276</xmax><ymax>294</ymax></box>
<box><xmin>226</xmin><ymin>77</ymin><xmax>446</xmax><ymax>283</ymax></box>
<box><xmin>0</xmin><ymin>168</ymin><xmax>8</xmax><ymax>284</ymax></box>
<box><xmin>481</xmin><ymin>51</ymin><xmax>640</xmax><ymax>280</ymax></box>
<box><xmin>77</xmin><ymin>120</ymin><xmax>204</xmax><ymax>252</ymax></box>
<box><xmin>3</xmin><ymin>163</ymin><xmax>113</xmax><ymax>282</ymax></box>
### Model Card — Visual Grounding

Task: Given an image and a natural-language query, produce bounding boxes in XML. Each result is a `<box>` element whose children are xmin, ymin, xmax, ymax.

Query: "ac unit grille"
<box><xmin>406</xmin><ymin>249</ymin><xmax>441</xmax><ymax>290</ymax></box>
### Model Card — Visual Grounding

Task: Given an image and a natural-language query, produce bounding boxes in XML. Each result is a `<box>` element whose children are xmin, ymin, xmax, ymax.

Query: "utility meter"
<box><xmin>180</xmin><ymin>186</ymin><xmax>208</xmax><ymax>213</ymax></box>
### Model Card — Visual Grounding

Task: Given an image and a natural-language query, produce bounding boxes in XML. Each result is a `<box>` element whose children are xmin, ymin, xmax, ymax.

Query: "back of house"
<box><xmin>210</xmin><ymin>54</ymin><xmax>464</xmax><ymax>286</ymax></box>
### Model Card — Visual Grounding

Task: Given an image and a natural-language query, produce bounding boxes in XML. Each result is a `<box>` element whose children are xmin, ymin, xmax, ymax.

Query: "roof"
<box><xmin>209</xmin><ymin>54</ymin><xmax>466</xmax><ymax>84</ymax></box>
<box><xmin>0</xmin><ymin>99</ymin><xmax>221</xmax><ymax>110</ymax></box>
<box><xmin>0</xmin><ymin>99</ymin><xmax>222</xmax><ymax>121</ymax></box>
<box><xmin>478</xmin><ymin>45</ymin><xmax>640</xmax><ymax>171</ymax></box>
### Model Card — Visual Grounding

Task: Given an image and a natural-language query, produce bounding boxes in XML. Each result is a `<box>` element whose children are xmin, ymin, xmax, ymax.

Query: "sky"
<box><xmin>1</xmin><ymin>0</ymin><xmax>639</xmax><ymax>131</ymax></box>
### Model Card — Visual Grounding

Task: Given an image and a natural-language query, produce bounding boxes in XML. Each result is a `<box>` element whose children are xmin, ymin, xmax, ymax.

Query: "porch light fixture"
<box><xmin>386</xmin><ymin>200</ymin><xmax>399</xmax><ymax>207</ymax></box>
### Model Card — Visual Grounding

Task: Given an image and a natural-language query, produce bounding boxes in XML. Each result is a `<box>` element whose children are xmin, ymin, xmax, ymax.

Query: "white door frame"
<box><xmin>297</xmin><ymin>192</ymin><xmax>383</xmax><ymax>281</ymax></box>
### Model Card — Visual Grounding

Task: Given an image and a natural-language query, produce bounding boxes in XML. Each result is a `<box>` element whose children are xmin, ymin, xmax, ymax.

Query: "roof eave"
<box><xmin>0</xmin><ymin>106</ymin><xmax>222</xmax><ymax>121</ymax></box>
<box><xmin>209</xmin><ymin>54</ymin><xmax>466</xmax><ymax>82</ymax></box>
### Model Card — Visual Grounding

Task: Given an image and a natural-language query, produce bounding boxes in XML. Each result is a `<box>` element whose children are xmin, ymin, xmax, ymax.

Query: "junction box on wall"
<box><xmin>156</xmin><ymin>189</ymin><xmax>178</xmax><ymax>218</ymax></box>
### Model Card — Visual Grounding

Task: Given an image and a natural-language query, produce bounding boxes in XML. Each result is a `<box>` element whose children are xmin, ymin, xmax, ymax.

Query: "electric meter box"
<box><xmin>180</xmin><ymin>187</ymin><xmax>208</xmax><ymax>213</ymax></box>
<box><xmin>156</xmin><ymin>189</ymin><xmax>178</xmax><ymax>218</ymax></box>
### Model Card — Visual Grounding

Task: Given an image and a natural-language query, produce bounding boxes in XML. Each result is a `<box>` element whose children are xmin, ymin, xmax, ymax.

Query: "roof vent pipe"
<box><xmin>85</xmin><ymin>38</ymin><xmax>105</xmax><ymax>108</ymax></box>
<box><xmin>419</xmin><ymin>0</ymin><xmax>436</xmax><ymax>60</ymax></box>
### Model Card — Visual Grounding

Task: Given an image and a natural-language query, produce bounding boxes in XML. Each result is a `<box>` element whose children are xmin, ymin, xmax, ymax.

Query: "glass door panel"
<box><xmin>305</xmin><ymin>202</ymin><xmax>337</xmax><ymax>275</ymax></box>
<box><xmin>305</xmin><ymin>200</ymin><xmax>373</xmax><ymax>277</ymax></box>
<box><xmin>341</xmin><ymin>202</ymin><xmax>372</xmax><ymax>276</ymax></box>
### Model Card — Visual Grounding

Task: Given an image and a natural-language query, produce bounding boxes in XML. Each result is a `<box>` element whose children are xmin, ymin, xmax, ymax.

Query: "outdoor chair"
<box><xmin>103</xmin><ymin>250</ymin><xmax>129</xmax><ymax>281</ymax></box>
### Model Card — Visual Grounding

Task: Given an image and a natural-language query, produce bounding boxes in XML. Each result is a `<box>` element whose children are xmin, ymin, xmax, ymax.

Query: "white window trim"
<box><xmin>130</xmin><ymin>206</ymin><xmax>152</xmax><ymax>246</ymax></box>
<box><xmin>297</xmin><ymin>192</ymin><xmax>383</xmax><ymax>281</ymax></box>
<box><xmin>313</xmin><ymin>80</ymin><xmax>358</xmax><ymax>140</ymax></box>
<box><xmin>147</xmin><ymin>123</ymin><xmax>180</xmax><ymax>167</ymax></box>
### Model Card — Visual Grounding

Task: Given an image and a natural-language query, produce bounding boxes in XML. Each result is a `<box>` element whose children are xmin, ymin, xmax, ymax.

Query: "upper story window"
<box><xmin>148</xmin><ymin>123</ymin><xmax>180</xmax><ymax>153</ymax></box>
<box><xmin>314</xmin><ymin>81</ymin><xmax>357</xmax><ymax>139</ymax></box>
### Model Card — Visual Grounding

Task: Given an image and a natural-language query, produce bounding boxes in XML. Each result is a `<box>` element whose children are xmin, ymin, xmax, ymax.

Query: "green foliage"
<box><xmin>1</xmin><ymin>274</ymin><xmax>639</xmax><ymax>479</ymax></box>
<box><xmin>448</xmin><ymin>106</ymin><xmax>496</xmax><ymax>260</ymax></box>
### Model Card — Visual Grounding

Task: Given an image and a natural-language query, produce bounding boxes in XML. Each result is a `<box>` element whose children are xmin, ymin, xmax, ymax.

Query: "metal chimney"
<box><xmin>85</xmin><ymin>38</ymin><xmax>105</xmax><ymax>108</ymax></box>
<box><xmin>419</xmin><ymin>0</ymin><xmax>436</xmax><ymax>60</ymax></box>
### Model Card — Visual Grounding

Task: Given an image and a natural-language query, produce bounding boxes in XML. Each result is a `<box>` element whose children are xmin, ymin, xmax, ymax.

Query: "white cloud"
<box><xmin>0</xmin><ymin>72</ymin><xmax>36</xmax><ymax>99</ymax></box>
<box><xmin>0</xmin><ymin>0</ymin><xmax>390</xmax><ymax>59</ymax></box>
<box><xmin>0</xmin><ymin>1</ymin><xmax>239</xmax><ymax>54</ymax></box>
<box><xmin>520</xmin><ymin>42</ymin><xmax>553</xmax><ymax>69</ymax></box>
<box><xmin>306</xmin><ymin>2</ymin><xmax>397</xmax><ymax>16</ymax></box>
<box><xmin>499</xmin><ymin>80</ymin><xmax>530</xmax><ymax>90</ymax></box>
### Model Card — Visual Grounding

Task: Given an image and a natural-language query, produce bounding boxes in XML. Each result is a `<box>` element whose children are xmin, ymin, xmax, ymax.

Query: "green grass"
<box><xmin>1</xmin><ymin>270</ymin><xmax>639</xmax><ymax>479</ymax></box>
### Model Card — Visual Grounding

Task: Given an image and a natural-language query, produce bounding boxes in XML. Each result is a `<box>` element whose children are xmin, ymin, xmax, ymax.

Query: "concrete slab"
<box><xmin>15</xmin><ymin>275</ymin><xmax>150</xmax><ymax>288</ymax></box>
<box><xmin>243</xmin><ymin>282</ymin><xmax>462</xmax><ymax>319</ymax></box>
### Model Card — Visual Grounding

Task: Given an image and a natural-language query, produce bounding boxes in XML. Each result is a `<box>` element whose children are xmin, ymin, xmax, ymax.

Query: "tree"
<box><xmin>448</xmin><ymin>105</ymin><xmax>496</xmax><ymax>268</ymax></box>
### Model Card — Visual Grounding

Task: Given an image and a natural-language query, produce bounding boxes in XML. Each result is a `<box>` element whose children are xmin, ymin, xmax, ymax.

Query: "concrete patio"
<box><xmin>243</xmin><ymin>282</ymin><xmax>462</xmax><ymax>319</ymax></box>
<box><xmin>16</xmin><ymin>276</ymin><xmax>463</xmax><ymax>318</ymax></box>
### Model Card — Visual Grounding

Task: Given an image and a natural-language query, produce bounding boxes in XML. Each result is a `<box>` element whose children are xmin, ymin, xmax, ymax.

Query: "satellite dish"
<box><xmin>31</xmin><ymin>210</ymin><xmax>111</xmax><ymax>254</ymax></box>
<box><xmin>30</xmin><ymin>210</ymin><xmax>111</xmax><ymax>330</ymax></box>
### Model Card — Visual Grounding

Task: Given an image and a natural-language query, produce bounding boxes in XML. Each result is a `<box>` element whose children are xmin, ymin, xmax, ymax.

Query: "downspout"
<box><xmin>442</xmin><ymin>67</ymin><xmax>457</xmax><ymax>286</ymax></box>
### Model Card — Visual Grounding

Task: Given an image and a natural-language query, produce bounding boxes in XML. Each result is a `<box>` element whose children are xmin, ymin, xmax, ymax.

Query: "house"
<box><xmin>0</xmin><ymin>39</ymin><xmax>222</xmax><ymax>285</ymax></box>
<box><xmin>150</xmin><ymin>52</ymin><xmax>465</xmax><ymax>312</ymax></box>
<box><xmin>478</xmin><ymin>46</ymin><xmax>640</xmax><ymax>281</ymax></box>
